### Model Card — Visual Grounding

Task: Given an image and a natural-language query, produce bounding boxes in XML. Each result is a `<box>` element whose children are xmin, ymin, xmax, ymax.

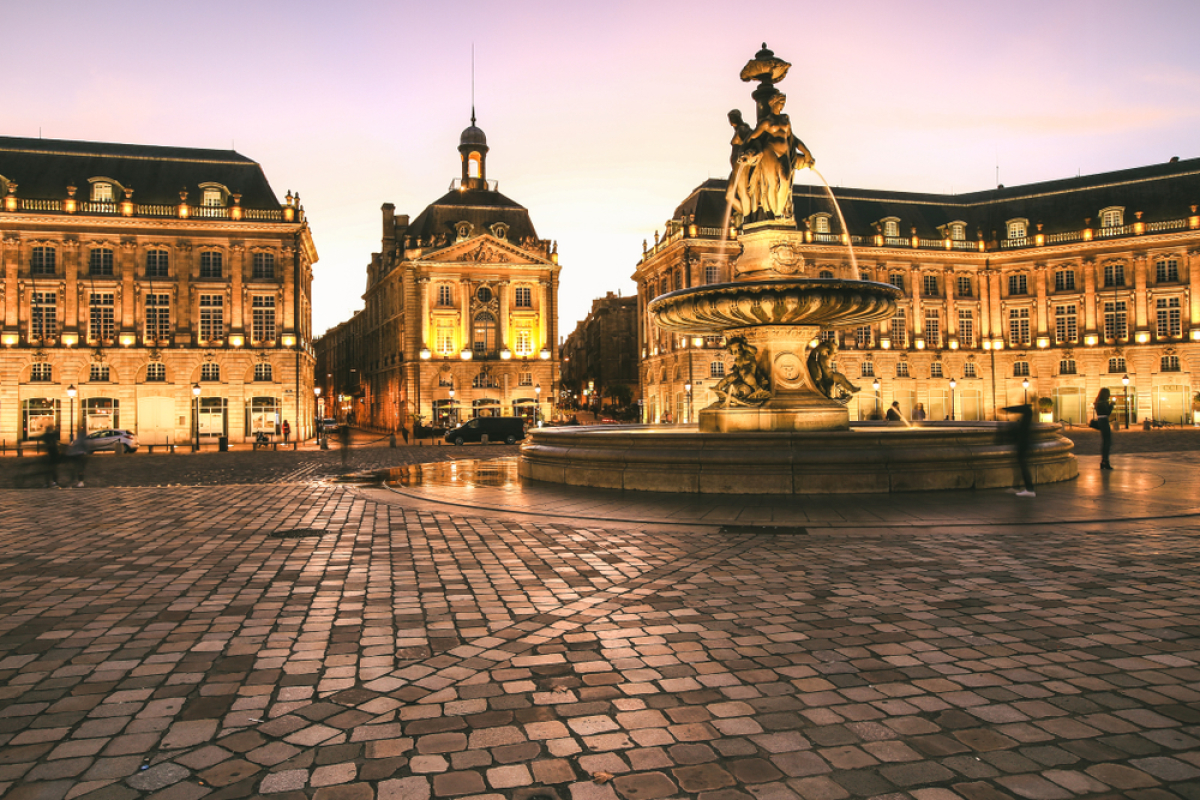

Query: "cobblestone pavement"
<box><xmin>1</xmin><ymin>441</ymin><xmax>1199</xmax><ymax>800</ymax></box>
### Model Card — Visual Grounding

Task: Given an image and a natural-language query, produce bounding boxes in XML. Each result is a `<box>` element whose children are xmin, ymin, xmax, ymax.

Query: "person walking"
<box><xmin>40</xmin><ymin>424</ymin><xmax>61</xmax><ymax>488</ymax></box>
<box><xmin>1002</xmin><ymin>403</ymin><xmax>1036</xmax><ymax>496</ymax></box>
<box><xmin>338</xmin><ymin>423</ymin><xmax>351</xmax><ymax>471</ymax></box>
<box><xmin>886</xmin><ymin>401</ymin><xmax>903</xmax><ymax>422</ymax></box>
<box><xmin>912</xmin><ymin>403</ymin><xmax>927</xmax><ymax>422</ymax></box>
<box><xmin>1093</xmin><ymin>388</ymin><xmax>1115</xmax><ymax>470</ymax></box>
<box><xmin>66</xmin><ymin>424</ymin><xmax>90</xmax><ymax>488</ymax></box>
<box><xmin>281</xmin><ymin>420</ymin><xmax>291</xmax><ymax>444</ymax></box>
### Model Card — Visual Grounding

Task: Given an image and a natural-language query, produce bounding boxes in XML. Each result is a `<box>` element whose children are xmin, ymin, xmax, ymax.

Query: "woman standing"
<box><xmin>1094</xmin><ymin>388</ymin><xmax>1115</xmax><ymax>470</ymax></box>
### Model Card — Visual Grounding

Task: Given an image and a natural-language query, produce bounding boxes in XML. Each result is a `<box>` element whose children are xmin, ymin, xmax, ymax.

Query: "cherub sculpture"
<box><xmin>712</xmin><ymin>336</ymin><xmax>772</xmax><ymax>407</ymax></box>
<box><xmin>806</xmin><ymin>340</ymin><xmax>860</xmax><ymax>403</ymax></box>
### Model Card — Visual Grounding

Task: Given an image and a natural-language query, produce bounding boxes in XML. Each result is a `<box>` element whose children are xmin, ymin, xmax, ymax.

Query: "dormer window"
<box><xmin>1007</xmin><ymin>219</ymin><xmax>1028</xmax><ymax>240</ymax></box>
<box><xmin>490</xmin><ymin>222</ymin><xmax>509</xmax><ymax>241</ymax></box>
<box><xmin>882</xmin><ymin>219</ymin><xmax>900</xmax><ymax>238</ymax></box>
<box><xmin>948</xmin><ymin>222</ymin><xmax>966</xmax><ymax>241</ymax></box>
<box><xmin>201</xmin><ymin>187</ymin><xmax>223</xmax><ymax>207</ymax></box>
<box><xmin>92</xmin><ymin>182</ymin><xmax>114</xmax><ymax>202</ymax></box>
<box><xmin>813</xmin><ymin>214</ymin><xmax>831</xmax><ymax>234</ymax></box>
<box><xmin>1099</xmin><ymin>207</ymin><xmax>1124</xmax><ymax>228</ymax></box>
<box><xmin>456</xmin><ymin>221</ymin><xmax>473</xmax><ymax>241</ymax></box>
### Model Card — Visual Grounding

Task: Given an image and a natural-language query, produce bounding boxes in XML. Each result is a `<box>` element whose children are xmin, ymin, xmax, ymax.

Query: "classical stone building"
<box><xmin>636</xmin><ymin>158</ymin><xmax>1200</xmax><ymax>426</ymax></box>
<box><xmin>561</xmin><ymin>292</ymin><xmax>638</xmax><ymax>412</ymax></box>
<box><xmin>0</xmin><ymin>136</ymin><xmax>317</xmax><ymax>446</ymax></box>
<box><xmin>314</xmin><ymin>118</ymin><xmax>561</xmax><ymax>432</ymax></box>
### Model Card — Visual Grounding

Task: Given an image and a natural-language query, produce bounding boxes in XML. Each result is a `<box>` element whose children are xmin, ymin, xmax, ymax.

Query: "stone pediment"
<box><xmin>425</xmin><ymin>235</ymin><xmax>548</xmax><ymax>266</ymax></box>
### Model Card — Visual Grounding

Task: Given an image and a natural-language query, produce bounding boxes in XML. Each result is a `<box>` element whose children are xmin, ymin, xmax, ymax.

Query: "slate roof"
<box><xmin>0</xmin><ymin>136</ymin><xmax>284</xmax><ymax>208</ymax></box>
<box><xmin>675</xmin><ymin>157</ymin><xmax>1200</xmax><ymax>241</ymax></box>
<box><xmin>406</xmin><ymin>187</ymin><xmax>539</xmax><ymax>242</ymax></box>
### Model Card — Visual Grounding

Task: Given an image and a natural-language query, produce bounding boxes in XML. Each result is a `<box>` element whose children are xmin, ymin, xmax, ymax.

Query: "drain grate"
<box><xmin>719</xmin><ymin>524</ymin><xmax>808</xmax><ymax>535</ymax></box>
<box><xmin>268</xmin><ymin>528</ymin><xmax>327</xmax><ymax>539</ymax></box>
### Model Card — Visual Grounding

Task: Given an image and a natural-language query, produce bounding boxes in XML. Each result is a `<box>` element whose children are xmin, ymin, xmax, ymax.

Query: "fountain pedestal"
<box><xmin>700</xmin><ymin>324</ymin><xmax>850</xmax><ymax>432</ymax></box>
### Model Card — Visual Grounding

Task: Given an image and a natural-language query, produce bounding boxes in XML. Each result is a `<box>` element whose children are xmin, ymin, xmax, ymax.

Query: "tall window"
<box><xmin>436</xmin><ymin>322</ymin><xmax>454</xmax><ymax>354</ymax></box>
<box><xmin>1054</xmin><ymin>270</ymin><xmax>1076</xmax><ymax>291</ymax></box>
<box><xmin>1055</xmin><ymin>305</ymin><xmax>1077</xmax><ymax>344</ymax></box>
<box><xmin>89</xmin><ymin>293</ymin><xmax>115</xmax><ymax>342</ymax></box>
<box><xmin>30</xmin><ymin>363</ymin><xmax>52</xmax><ymax>382</ymax></box>
<box><xmin>891</xmin><ymin>309</ymin><xmax>907</xmax><ymax>348</ymax></box>
<box><xmin>1156</xmin><ymin>258</ymin><xmax>1179</xmax><ymax>283</ymax></box>
<box><xmin>957</xmin><ymin>309</ymin><xmax>974</xmax><ymax>348</ymax></box>
<box><xmin>146</xmin><ymin>249</ymin><xmax>169</xmax><ymax>278</ymax></box>
<box><xmin>31</xmin><ymin>246</ymin><xmax>56</xmax><ymax>275</ymax></box>
<box><xmin>254</xmin><ymin>363</ymin><xmax>273</xmax><ymax>381</ymax></box>
<box><xmin>855</xmin><ymin>326</ymin><xmax>872</xmax><ymax>348</ymax></box>
<box><xmin>89</xmin><ymin>364</ymin><xmax>111</xmax><ymax>382</ymax></box>
<box><xmin>252</xmin><ymin>252</ymin><xmax>275</xmax><ymax>279</ymax></box>
<box><xmin>1007</xmin><ymin>274</ymin><xmax>1028</xmax><ymax>296</ymax></box>
<box><xmin>201</xmin><ymin>363</ymin><xmax>220</xmax><ymax>381</ymax></box>
<box><xmin>1108</xmin><ymin>357</ymin><xmax>1126</xmax><ymax>373</ymax></box>
<box><xmin>199</xmin><ymin>295</ymin><xmax>224</xmax><ymax>341</ymax></box>
<box><xmin>515</xmin><ymin>328</ymin><xmax>533</xmax><ymax>356</ymax></box>
<box><xmin>964</xmin><ymin>362</ymin><xmax>977</xmax><ymax>378</ymax></box>
<box><xmin>659</xmin><ymin>277</ymin><xmax>669</xmax><ymax>297</ymax></box>
<box><xmin>1104</xmin><ymin>262</ymin><xmax>1126</xmax><ymax>288</ymax></box>
<box><xmin>1013</xmin><ymin>361</ymin><xmax>1030</xmax><ymax>377</ymax></box>
<box><xmin>514</xmin><ymin>287</ymin><xmax>532</xmax><ymax>308</ymax></box>
<box><xmin>861</xmin><ymin>361</ymin><xmax>875</xmax><ymax>377</ymax></box>
<box><xmin>931</xmin><ymin>361</ymin><xmax>944</xmax><ymax>378</ymax></box>
<box><xmin>710</xmin><ymin>361</ymin><xmax>726</xmax><ymax>378</ymax></box>
<box><xmin>252</xmin><ymin>296</ymin><xmax>276</xmax><ymax>343</ymax></box>
<box><xmin>1157</xmin><ymin>297</ymin><xmax>1182</xmax><ymax>337</ymax></box>
<box><xmin>705</xmin><ymin>264</ymin><xmax>720</xmax><ymax>284</ymax></box>
<box><xmin>922</xmin><ymin>274</ymin><xmax>939</xmax><ymax>297</ymax></box>
<box><xmin>31</xmin><ymin>292</ymin><xmax>57</xmax><ymax>341</ymax></box>
<box><xmin>437</xmin><ymin>284</ymin><xmax>453</xmax><ymax>306</ymax></box>
<box><xmin>1161</xmin><ymin>355</ymin><xmax>1181</xmax><ymax>372</ymax></box>
<box><xmin>924</xmin><ymin>309</ymin><xmax>940</xmax><ymax>348</ymax></box>
<box><xmin>200</xmin><ymin>251</ymin><xmax>223</xmax><ymax>279</ymax></box>
<box><xmin>145</xmin><ymin>294</ymin><xmax>171</xmax><ymax>341</ymax></box>
<box><xmin>1008</xmin><ymin>307</ymin><xmax>1030</xmax><ymax>345</ymax></box>
<box><xmin>1059</xmin><ymin>360</ymin><xmax>1077</xmax><ymax>375</ymax></box>
<box><xmin>889</xmin><ymin>272</ymin><xmax>905</xmax><ymax>290</ymax></box>
<box><xmin>956</xmin><ymin>276</ymin><xmax>972</xmax><ymax>297</ymax></box>
<box><xmin>146</xmin><ymin>362</ymin><xmax>166</xmax><ymax>382</ymax></box>
<box><xmin>896</xmin><ymin>361</ymin><xmax>910</xmax><ymax>378</ymax></box>
<box><xmin>472</xmin><ymin>312</ymin><xmax>497</xmax><ymax>355</ymax></box>
<box><xmin>89</xmin><ymin>248</ymin><xmax>114</xmax><ymax>276</ymax></box>
<box><xmin>518</xmin><ymin>371</ymin><xmax>533</xmax><ymax>386</ymax></box>
<box><xmin>1104</xmin><ymin>300</ymin><xmax>1127</xmax><ymax>341</ymax></box>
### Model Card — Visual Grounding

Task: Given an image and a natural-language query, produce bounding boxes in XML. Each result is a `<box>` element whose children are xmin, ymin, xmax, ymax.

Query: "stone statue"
<box><xmin>712</xmin><ymin>336</ymin><xmax>772</xmax><ymax>407</ymax></box>
<box><xmin>806</xmin><ymin>340</ymin><xmax>860</xmax><ymax>402</ymax></box>
<box><xmin>729</xmin><ymin>44</ymin><xmax>815</xmax><ymax>223</ymax></box>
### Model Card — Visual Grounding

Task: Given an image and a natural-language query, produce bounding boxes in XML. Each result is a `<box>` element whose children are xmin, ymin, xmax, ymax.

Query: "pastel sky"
<box><xmin>7</xmin><ymin>0</ymin><xmax>1200</xmax><ymax>336</ymax></box>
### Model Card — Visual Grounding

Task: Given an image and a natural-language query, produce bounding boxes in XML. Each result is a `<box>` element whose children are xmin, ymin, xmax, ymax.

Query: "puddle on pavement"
<box><xmin>383</xmin><ymin>457</ymin><xmax>520</xmax><ymax>489</ymax></box>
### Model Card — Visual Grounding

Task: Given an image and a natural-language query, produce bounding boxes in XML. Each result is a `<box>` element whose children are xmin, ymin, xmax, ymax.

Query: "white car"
<box><xmin>85</xmin><ymin>429</ymin><xmax>138</xmax><ymax>454</ymax></box>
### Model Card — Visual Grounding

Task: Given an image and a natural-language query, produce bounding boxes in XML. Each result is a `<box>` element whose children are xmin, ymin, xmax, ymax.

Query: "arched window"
<box><xmin>814</xmin><ymin>215</ymin><xmax>830</xmax><ymax>234</ymax></box>
<box><xmin>201</xmin><ymin>187</ymin><xmax>223</xmax><ymax>207</ymax></box>
<box><xmin>472</xmin><ymin>312</ymin><xmax>497</xmax><ymax>355</ymax></box>
<box><xmin>883</xmin><ymin>220</ymin><xmax>900</xmax><ymax>238</ymax></box>
<box><xmin>819</xmin><ymin>270</ymin><xmax>834</xmax><ymax>279</ymax></box>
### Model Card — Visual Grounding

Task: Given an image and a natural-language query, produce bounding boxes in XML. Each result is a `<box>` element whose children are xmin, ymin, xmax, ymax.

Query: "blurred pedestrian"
<box><xmin>40</xmin><ymin>424</ymin><xmax>61</xmax><ymax>488</ymax></box>
<box><xmin>1092</xmin><ymin>388</ymin><xmax>1115</xmax><ymax>470</ymax></box>
<box><xmin>886</xmin><ymin>401</ymin><xmax>903</xmax><ymax>422</ymax></box>
<box><xmin>1002</xmin><ymin>403</ymin><xmax>1036</xmax><ymax>497</ymax></box>
<box><xmin>339</xmin><ymin>424</ymin><xmax>351</xmax><ymax>471</ymax></box>
<box><xmin>912</xmin><ymin>403</ymin><xmax>927</xmax><ymax>422</ymax></box>
<box><xmin>282</xmin><ymin>419</ymin><xmax>291</xmax><ymax>444</ymax></box>
<box><xmin>66</xmin><ymin>424</ymin><xmax>89</xmax><ymax>488</ymax></box>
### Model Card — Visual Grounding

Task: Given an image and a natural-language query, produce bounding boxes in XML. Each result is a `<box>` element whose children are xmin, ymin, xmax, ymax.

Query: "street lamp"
<box><xmin>948</xmin><ymin>378</ymin><xmax>956</xmax><ymax>421</ymax></box>
<box><xmin>313</xmin><ymin>386</ymin><xmax>321</xmax><ymax>443</ymax></box>
<box><xmin>192</xmin><ymin>383</ymin><xmax>201</xmax><ymax>451</ymax></box>
<box><xmin>1022</xmin><ymin>377</ymin><xmax>1030</xmax><ymax>405</ymax></box>
<box><xmin>1122</xmin><ymin>373</ymin><xmax>1130</xmax><ymax>429</ymax></box>
<box><xmin>66</xmin><ymin>384</ymin><xmax>76</xmax><ymax>437</ymax></box>
<box><xmin>448</xmin><ymin>386</ymin><xmax>456</xmax><ymax>428</ymax></box>
<box><xmin>872</xmin><ymin>378</ymin><xmax>881</xmax><ymax>419</ymax></box>
<box><xmin>685</xmin><ymin>381</ymin><xmax>693</xmax><ymax>424</ymax></box>
<box><xmin>535</xmin><ymin>383</ymin><xmax>542</xmax><ymax>425</ymax></box>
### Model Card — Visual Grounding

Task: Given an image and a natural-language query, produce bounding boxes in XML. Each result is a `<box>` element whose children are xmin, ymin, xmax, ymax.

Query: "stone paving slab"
<box><xmin>1</xmin><ymin>445</ymin><xmax>1199</xmax><ymax>799</ymax></box>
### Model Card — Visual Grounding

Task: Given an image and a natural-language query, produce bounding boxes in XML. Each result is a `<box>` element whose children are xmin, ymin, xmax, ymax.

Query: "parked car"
<box><xmin>320</xmin><ymin>418</ymin><xmax>339</xmax><ymax>431</ymax></box>
<box><xmin>85</xmin><ymin>429</ymin><xmax>138</xmax><ymax>453</ymax></box>
<box><xmin>445</xmin><ymin>416</ymin><xmax>527</xmax><ymax>445</ymax></box>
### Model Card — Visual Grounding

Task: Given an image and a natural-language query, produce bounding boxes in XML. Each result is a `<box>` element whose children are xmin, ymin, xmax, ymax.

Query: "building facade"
<box><xmin>636</xmin><ymin>158</ymin><xmax>1200</xmax><ymax>426</ymax></box>
<box><xmin>0</xmin><ymin>136</ymin><xmax>317</xmax><ymax>446</ymax></box>
<box><xmin>314</xmin><ymin>119</ymin><xmax>561</xmax><ymax>432</ymax></box>
<box><xmin>561</xmin><ymin>292</ymin><xmax>638</xmax><ymax>412</ymax></box>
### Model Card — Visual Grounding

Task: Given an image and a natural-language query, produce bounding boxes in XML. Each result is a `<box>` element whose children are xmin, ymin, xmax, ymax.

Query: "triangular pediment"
<box><xmin>423</xmin><ymin>234</ymin><xmax>551</xmax><ymax>266</ymax></box>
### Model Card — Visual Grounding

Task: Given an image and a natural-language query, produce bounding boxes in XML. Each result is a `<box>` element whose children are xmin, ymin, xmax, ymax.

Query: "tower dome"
<box><xmin>458</xmin><ymin>109</ymin><xmax>489</xmax><ymax>190</ymax></box>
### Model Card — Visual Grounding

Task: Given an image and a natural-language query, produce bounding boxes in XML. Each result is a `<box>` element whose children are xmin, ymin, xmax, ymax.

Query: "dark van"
<box><xmin>445</xmin><ymin>416</ymin><xmax>527</xmax><ymax>445</ymax></box>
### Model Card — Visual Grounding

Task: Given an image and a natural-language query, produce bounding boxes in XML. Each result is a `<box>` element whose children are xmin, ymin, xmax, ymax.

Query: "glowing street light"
<box><xmin>66</xmin><ymin>384</ymin><xmax>77</xmax><ymax>436</ymax></box>
<box><xmin>1022</xmin><ymin>376</ymin><xmax>1030</xmax><ymax>405</ymax></box>
<box><xmin>872</xmin><ymin>378</ymin><xmax>881</xmax><ymax>418</ymax></box>
<box><xmin>1122</xmin><ymin>373</ymin><xmax>1130</xmax><ymax>429</ymax></box>
<box><xmin>948</xmin><ymin>377</ymin><xmax>956</xmax><ymax>421</ymax></box>
<box><xmin>192</xmin><ymin>383</ymin><xmax>202</xmax><ymax>451</ymax></box>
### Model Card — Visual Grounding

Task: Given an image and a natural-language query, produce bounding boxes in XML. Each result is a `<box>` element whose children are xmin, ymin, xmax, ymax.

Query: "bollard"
<box><xmin>389</xmin><ymin>434</ymin><xmax>397</xmax><ymax>448</ymax></box>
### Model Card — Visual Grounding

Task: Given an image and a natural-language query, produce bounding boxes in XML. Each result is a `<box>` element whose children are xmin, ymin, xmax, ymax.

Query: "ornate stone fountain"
<box><xmin>518</xmin><ymin>45</ymin><xmax>1077</xmax><ymax>494</ymax></box>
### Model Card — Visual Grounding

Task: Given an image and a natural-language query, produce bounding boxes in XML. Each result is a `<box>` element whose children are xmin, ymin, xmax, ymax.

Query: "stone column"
<box><xmin>176</xmin><ymin>244</ymin><xmax>192</xmax><ymax>339</ymax></box>
<box><xmin>911</xmin><ymin>266</ymin><xmax>923</xmax><ymax>341</ymax></box>
<box><xmin>63</xmin><ymin>240</ymin><xmax>80</xmax><ymax>332</ymax></box>
<box><xmin>2</xmin><ymin>234</ymin><xmax>18</xmax><ymax>329</ymax></box>
<box><xmin>120</xmin><ymin>241</ymin><xmax>137</xmax><ymax>330</ymax></box>
<box><xmin>230</xmin><ymin>245</ymin><xmax>245</xmax><ymax>333</ymax></box>
<box><xmin>1134</xmin><ymin>254</ymin><xmax>1149</xmax><ymax>334</ymax></box>
<box><xmin>1082</xmin><ymin>258</ymin><xmax>1097</xmax><ymax>336</ymax></box>
<box><xmin>1034</xmin><ymin>264</ymin><xmax>1049</xmax><ymax>339</ymax></box>
<box><xmin>1189</xmin><ymin>249</ymin><xmax>1200</xmax><ymax>328</ymax></box>
<box><xmin>460</xmin><ymin>277</ymin><xmax>471</xmax><ymax>351</ymax></box>
<box><xmin>497</xmin><ymin>280</ymin><xmax>509</xmax><ymax>352</ymax></box>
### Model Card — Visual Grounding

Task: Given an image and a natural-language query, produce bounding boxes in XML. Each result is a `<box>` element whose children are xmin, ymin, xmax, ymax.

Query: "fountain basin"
<box><xmin>519</xmin><ymin>422</ymin><xmax>1078</xmax><ymax>494</ymax></box>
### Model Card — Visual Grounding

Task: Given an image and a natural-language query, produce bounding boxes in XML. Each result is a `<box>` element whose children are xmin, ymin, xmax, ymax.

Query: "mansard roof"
<box><xmin>0</xmin><ymin>135</ymin><xmax>284</xmax><ymax>208</ymax></box>
<box><xmin>674</xmin><ymin>157</ymin><xmax>1200</xmax><ymax>241</ymax></box>
<box><xmin>406</xmin><ymin>186</ymin><xmax>539</xmax><ymax>243</ymax></box>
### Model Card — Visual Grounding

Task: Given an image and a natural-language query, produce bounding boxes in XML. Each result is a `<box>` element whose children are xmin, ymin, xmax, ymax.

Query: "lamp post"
<box><xmin>313</xmin><ymin>386</ymin><xmax>321</xmax><ymax>444</ymax></box>
<box><xmin>535</xmin><ymin>383</ymin><xmax>542</xmax><ymax>425</ymax></box>
<box><xmin>448</xmin><ymin>386</ymin><xmax>456</xmax><ymax>429</ymax></box>
<box><xmin>1022</xmin><ymin>376</ymin><xmax>1030</xmax><ymax>405</ymax></box>
<box><xmin>949</xmin><ymin>378</ymin><xmax>956</xmax><ymax>421</ymax></box>
<box><xmin>66</xmin><ymin>384</ymin><xmax>76</xmax><ymax>437</ymax></box>
<box><xmin>1122</xmin><ymin>373</ymin><xmax>1130</xmax><ymax>429</ymax></box>
<box><xmin>192</xmin><ymin>383</ymin><xmax>201</xmax><ymax>451</ymax></box>
<box><xmin>418</xmin><ymin>347</ymin><xmax>431</xmax><ymax>442</ymax></box>
<box><xmin>685</xmin><ymin>381</ymin><xmax>693</xmax><ymax>424</ymax></box>
<box><xmin>872</xmin><ymin>378</ymin><xmax>881</xmax><ymax>419</ymax></box>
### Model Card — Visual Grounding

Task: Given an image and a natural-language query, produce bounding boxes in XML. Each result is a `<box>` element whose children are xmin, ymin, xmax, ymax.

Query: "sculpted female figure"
<box><xmin>724</xmin><ymin>110</ymin><xmax>755</xmax><ymax>219</ymax></box>
<box><xmin>740</xmin><ymin>91</ymin><xmax>814</xmax><ymax>220</ymax></box>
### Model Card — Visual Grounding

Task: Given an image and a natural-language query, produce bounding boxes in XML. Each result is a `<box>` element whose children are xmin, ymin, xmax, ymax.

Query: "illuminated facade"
<box><xmin>314</xmin><ymin>119</ymin><xmax>561</xmax><ymax>431</ymax></box>
<box><xmin>0</xmin><ymin>136</ymin><xmax>317</xmax><ymax>445</ymax></box>
<box><xmin>637</xmin><ymin>158</ymin><xmax>1200</xmax><ymax>426</ymax></box>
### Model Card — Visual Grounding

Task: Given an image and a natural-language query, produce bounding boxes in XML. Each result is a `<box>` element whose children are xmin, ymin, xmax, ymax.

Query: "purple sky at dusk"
<box><xmin>8</xmin><ymin>0</ymin><xmax>1200</xmax><ymax>337</ymax></box>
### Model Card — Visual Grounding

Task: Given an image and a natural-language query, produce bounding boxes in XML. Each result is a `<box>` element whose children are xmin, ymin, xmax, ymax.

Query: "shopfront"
<box><xmin>22</xmin><ymin>398</ymin><xmax>60</xmax><ymax>440</ymax></box>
